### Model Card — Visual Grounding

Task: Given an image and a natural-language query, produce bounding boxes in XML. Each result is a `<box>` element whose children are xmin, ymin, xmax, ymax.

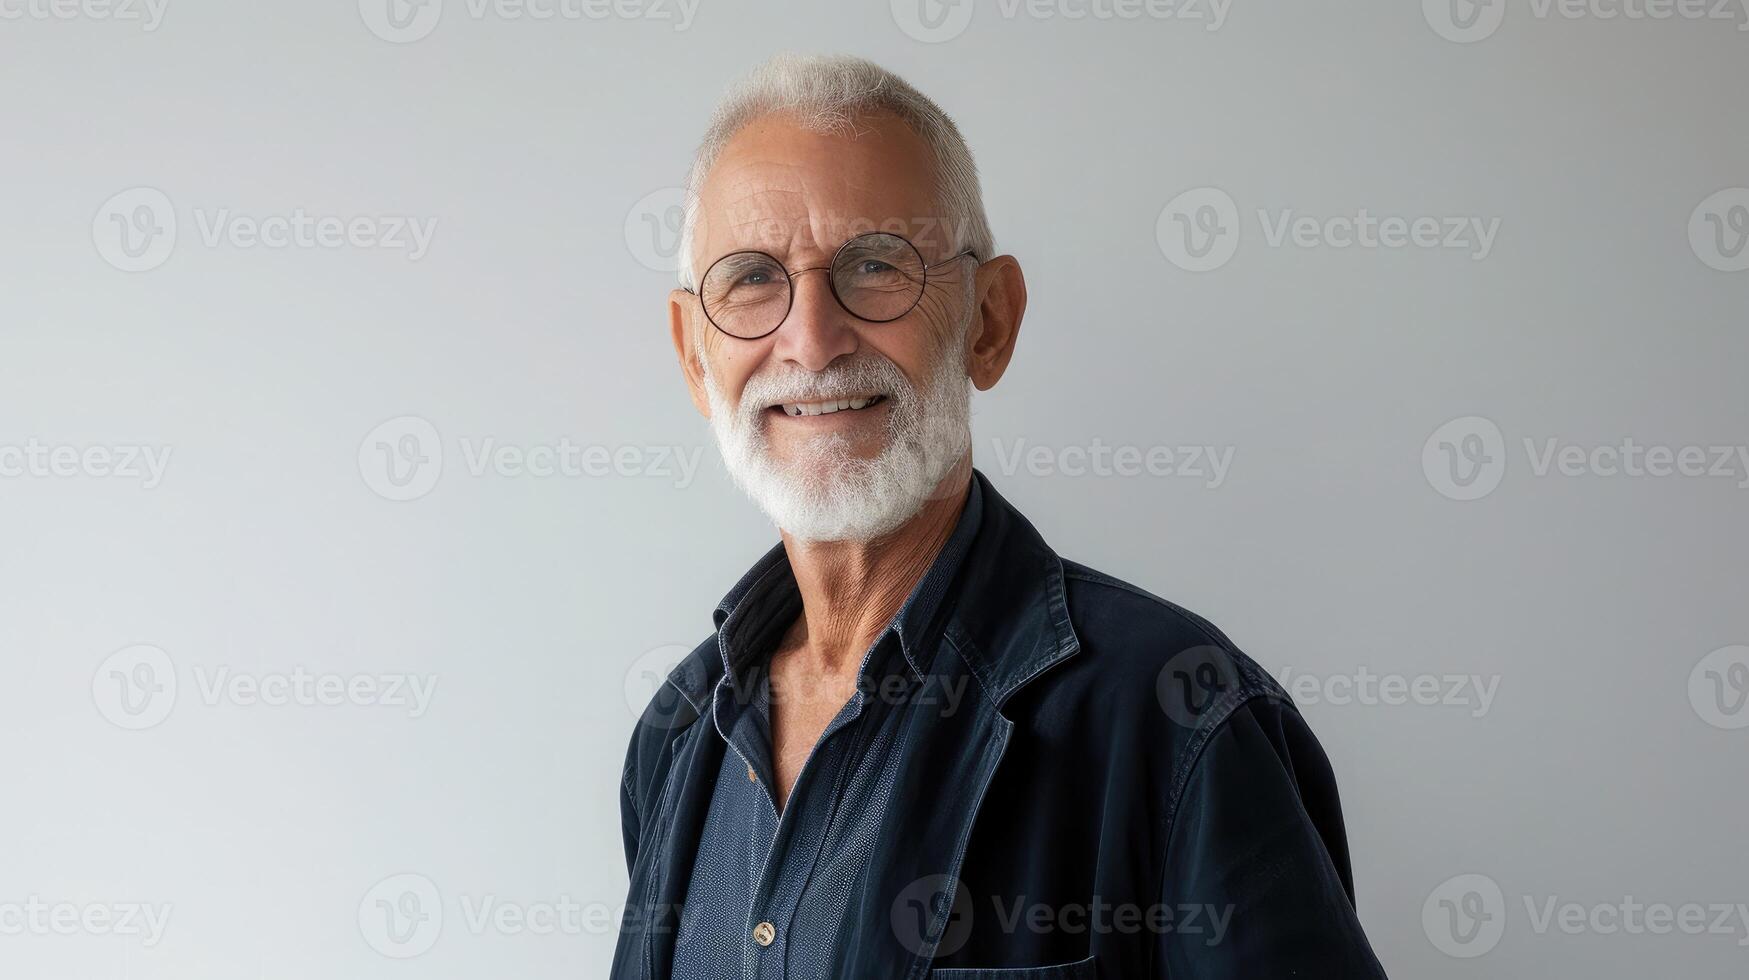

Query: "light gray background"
<box><xmin>3</xmin><ymin>1</ymin><xmax>1746</xmax><ymax>977</ymax></box>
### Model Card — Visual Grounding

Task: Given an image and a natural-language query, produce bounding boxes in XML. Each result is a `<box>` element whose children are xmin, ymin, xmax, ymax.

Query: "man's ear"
<box><xmin>964</xmin><ymin>256</ymin><xmax>1026</xmax><ymax>391</ymax></box>
<box><xmin>670</xmin><ymin>289</ymin><xmax>711</xmax><ymax>418</ymax></box>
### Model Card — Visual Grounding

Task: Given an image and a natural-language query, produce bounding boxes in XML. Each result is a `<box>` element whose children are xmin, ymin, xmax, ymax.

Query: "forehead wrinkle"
<box><xmin>701</xmin><ymin>120</ymin><xmax>939</xmax><ymax>264</ymax></box>
<box><xmin>704</xmin><ymin>174</ymin><xmax>831</xmax><ymax>263</ymax></box>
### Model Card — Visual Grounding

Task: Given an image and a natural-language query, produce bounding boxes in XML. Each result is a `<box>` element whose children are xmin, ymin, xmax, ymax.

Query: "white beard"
<box><xmin>702</xmin><ymin>330</ymin><xmax>971</xmax><ymax>542</ymax></box>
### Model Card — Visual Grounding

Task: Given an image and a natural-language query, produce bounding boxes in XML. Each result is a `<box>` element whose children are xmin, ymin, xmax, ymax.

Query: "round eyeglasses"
<box><xmin>689</xmin><ymin>232</ymin><xmax>976</xmax><ymax>340</ymax></box>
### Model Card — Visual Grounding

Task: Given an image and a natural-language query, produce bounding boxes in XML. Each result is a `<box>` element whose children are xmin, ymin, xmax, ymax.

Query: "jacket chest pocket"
<box><xmin>930</xmin><ymin>954</ymin><xmax>1098</xmax><ymax>979</ymax></box>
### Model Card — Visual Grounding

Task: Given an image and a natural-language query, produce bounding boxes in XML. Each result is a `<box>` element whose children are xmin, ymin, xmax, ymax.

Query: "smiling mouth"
<box><xmin>768</xmin><ymin>394</ymin><xmax>888</xmax><ymax>418</ymax></box>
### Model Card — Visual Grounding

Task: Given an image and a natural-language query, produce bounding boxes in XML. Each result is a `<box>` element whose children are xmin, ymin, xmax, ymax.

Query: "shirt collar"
<box><xmin>710</xmin><ymin>474</ymin><xmax>986</xmax><ymax>689</ymax></box>
<box><xmin>659</xmin><ymin>469</ymin><xmax>1080</xmax><ymax>726</ymax></box>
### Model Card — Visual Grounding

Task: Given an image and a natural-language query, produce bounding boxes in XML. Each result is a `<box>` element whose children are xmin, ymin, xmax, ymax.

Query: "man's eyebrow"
<box><xmin>715</xmin><ymin>251</ymin><xmax>773</xmax><ymax>269</ymax></box>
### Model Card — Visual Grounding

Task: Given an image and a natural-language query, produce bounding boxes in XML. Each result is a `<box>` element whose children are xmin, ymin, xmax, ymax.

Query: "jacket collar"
<box><xmin>625</xmin><ymin>468</ymin><xmax>1082</xmax><ymax>979</ymax></box>
<box><xmin>662</xmin><ymin>468</ymin><xmax>1079</xmax><ymax>719</ymax></box>
<box><xmin>937</xmin><ymin>468</ymin><xmax>1081</xmax><ymax>706</ymax></box>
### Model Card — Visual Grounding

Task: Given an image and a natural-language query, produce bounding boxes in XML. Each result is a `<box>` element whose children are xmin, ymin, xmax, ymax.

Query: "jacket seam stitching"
<box><xmin>1151</xmin><ymin>694</ymin><xmax>1247</xmax><ymax>977</ymax></box>
<box><xmin>637</xmin><ymin>718</ymin><xmax>702</xmax><ymax>977</ymax></box>
<box><xmin>1061</xmin><ymin>567</ymin><xmax>1234</xmax><ymax>650</ymax></box>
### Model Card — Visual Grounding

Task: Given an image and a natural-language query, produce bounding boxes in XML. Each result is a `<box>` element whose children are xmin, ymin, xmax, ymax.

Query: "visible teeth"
<box><xmin>780</xmin><ymin>395</ymin><xmax>881</xmax><ymax>417</ymax></box>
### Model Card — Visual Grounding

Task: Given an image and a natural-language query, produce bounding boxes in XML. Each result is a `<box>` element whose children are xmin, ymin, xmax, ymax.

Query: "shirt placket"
<box><xmin>734</xmin><ymin>688</ymin><xmax>871</xmax><ymax>980</ymax></box>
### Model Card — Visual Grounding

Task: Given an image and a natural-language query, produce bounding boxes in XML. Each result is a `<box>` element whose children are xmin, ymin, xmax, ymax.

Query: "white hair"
<box><xmin>677</xmin><ymin>53</ymin><xmax>995</xmax><ymax>290</ymax></box>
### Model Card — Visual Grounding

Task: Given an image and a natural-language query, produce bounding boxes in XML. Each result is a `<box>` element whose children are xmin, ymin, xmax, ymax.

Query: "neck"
<box><xmin>776</xmin><ymin>456</ymin><xmax>973</xmax><ymax>676</ymax></box>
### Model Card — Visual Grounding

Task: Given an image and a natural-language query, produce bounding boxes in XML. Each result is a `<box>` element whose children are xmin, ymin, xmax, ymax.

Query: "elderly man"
<box><xmin>614</xmin><ymin>55</ymin><xmax>1387</xmax><ymax>979</ymax></box>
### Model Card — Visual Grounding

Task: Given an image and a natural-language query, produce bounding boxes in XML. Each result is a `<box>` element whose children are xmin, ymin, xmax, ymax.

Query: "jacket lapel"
<box><xmin>613</xmin><ymin>634</ymin><xmax>725</xmax><ymax>980</ymax></box>
<box><xmin>834</xmin><ymin>646</ymin><xmax>1014</xmax><ymax>978</ymax></box>
<box><xmin>636</xmin><ymin>720</ymin><xmax>722</xmax><ymax>980</ymax></box>
<box><xmin>833</xmin><ymin>471</ymin><xmax>1082</xmax><ymax>978</ymax></box>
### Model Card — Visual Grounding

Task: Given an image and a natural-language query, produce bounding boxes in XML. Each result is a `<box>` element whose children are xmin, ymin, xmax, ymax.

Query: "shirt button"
<box><xmin>747</xmin><ymin>767</ymin><xmax>758</xmax><ymax>783</ymax></box>
<box><xmin>752</xmin><ymin>921</ymin><xmax>776</xmax><ymax>947</ymax></box>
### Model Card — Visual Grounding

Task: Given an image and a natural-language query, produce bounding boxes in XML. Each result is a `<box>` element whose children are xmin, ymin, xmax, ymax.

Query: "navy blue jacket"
<box><xmin>614</xmin><ymin>471</ymin><xmax>1388</xmax><ymax>978</ymax></box>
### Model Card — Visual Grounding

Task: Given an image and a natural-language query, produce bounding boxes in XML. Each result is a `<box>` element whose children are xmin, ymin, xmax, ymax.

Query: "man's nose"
<box><xmin>771</xmin><ymin>268</ymin><xmax>858</xmax><ymax>373</ymax></box>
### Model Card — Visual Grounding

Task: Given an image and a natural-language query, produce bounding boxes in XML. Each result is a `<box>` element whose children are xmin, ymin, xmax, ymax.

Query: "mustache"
<box><xmin>736</xmin><ymin>353</ymin><xmax>914</xmax><ymax>411</ymax></box>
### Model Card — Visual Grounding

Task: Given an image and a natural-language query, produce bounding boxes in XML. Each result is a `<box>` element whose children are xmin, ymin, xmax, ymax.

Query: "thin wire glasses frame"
<box><xmin>685</xmin><ymin>231</ymin><xmax>979</xmax><ymax>341</ymax></box>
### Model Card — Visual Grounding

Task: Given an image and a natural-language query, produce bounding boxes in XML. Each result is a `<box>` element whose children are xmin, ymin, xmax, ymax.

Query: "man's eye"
<box><xmin>732</xmin><ymin>265</ymin><xmax>785</xmax><ymax>287</ymax></box>
<box><xmin>858</xmin><ymin>260</ymin><xmax>895</xmax><ymax>275</ymax></box>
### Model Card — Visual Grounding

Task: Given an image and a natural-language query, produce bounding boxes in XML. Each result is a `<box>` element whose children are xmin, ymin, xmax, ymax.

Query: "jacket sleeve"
<box><xmin>1156</xmin><ymin>697</ymin><xmax>1389</xmax><ymax>978</ymax></box>
<box><xmin>619</xmin><ymin>738</ymin><xmax>641</xmax><ymax>877</ymax></box>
